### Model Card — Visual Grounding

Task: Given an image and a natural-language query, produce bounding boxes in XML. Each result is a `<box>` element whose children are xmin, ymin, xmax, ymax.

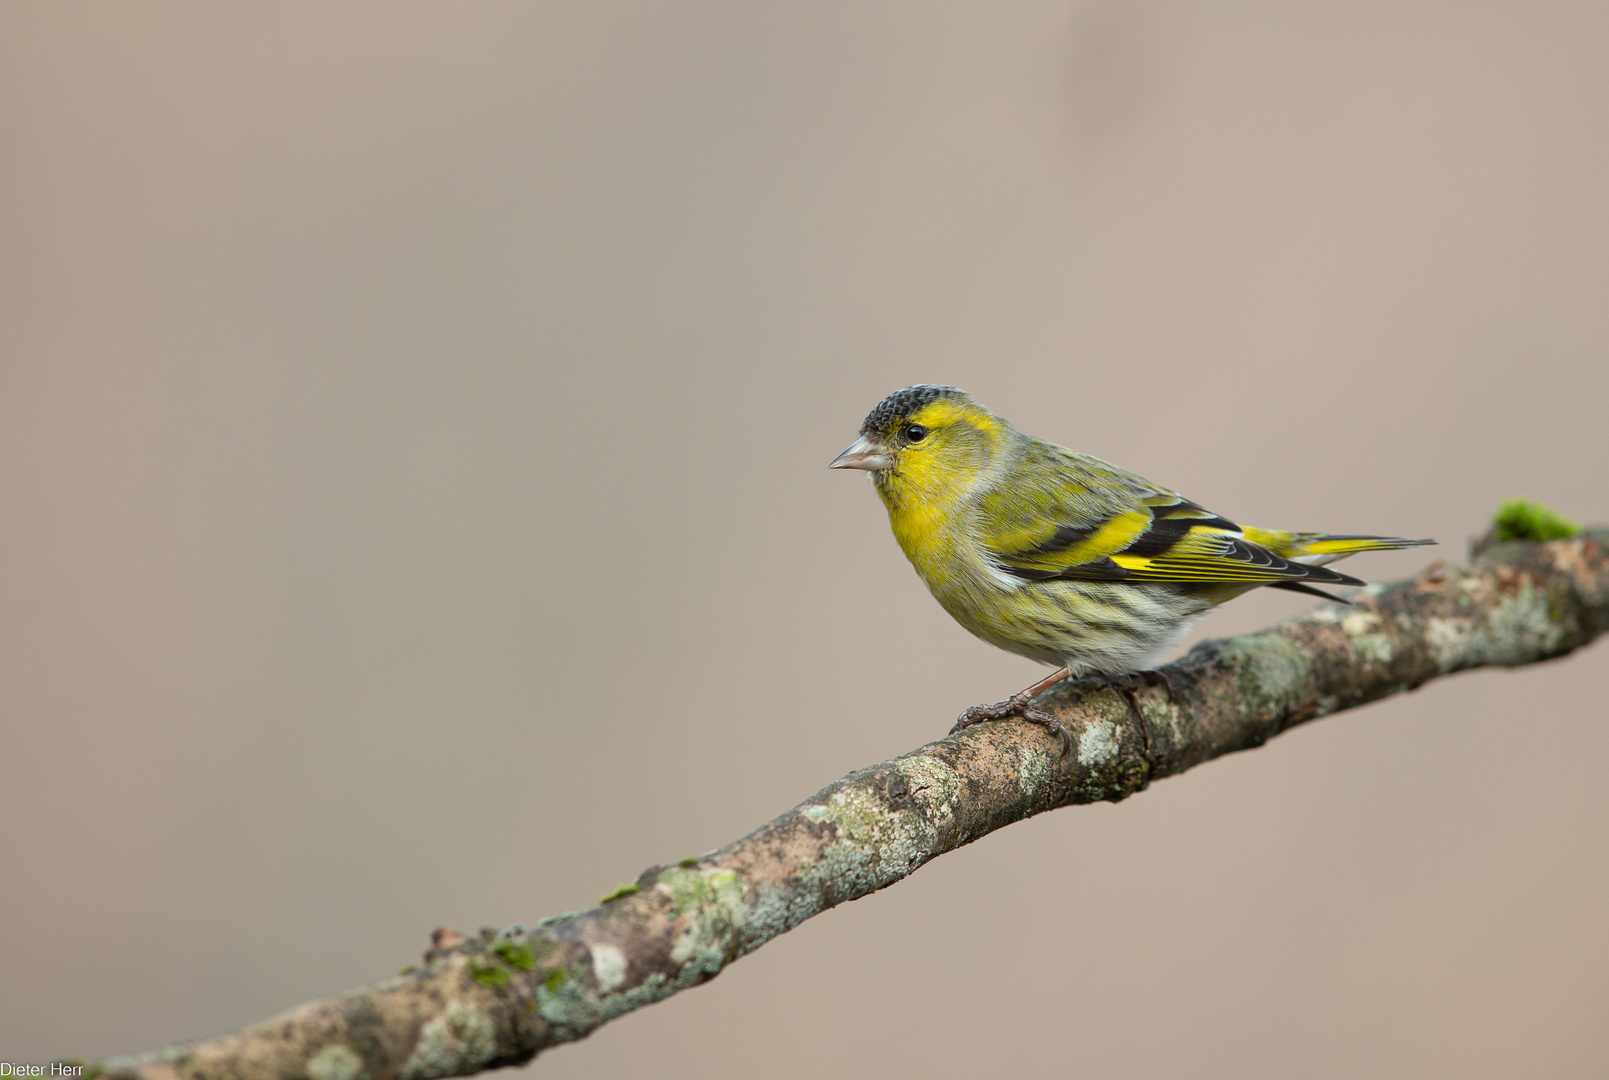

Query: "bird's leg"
<box><xmin>951</xmin><ymin>667</ymin><xmax>1073</xmax><ymax>757</ymax></box>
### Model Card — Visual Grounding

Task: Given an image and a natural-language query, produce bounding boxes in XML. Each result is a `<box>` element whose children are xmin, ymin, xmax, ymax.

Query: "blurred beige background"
<box><xmin>3</xmin><ymin>3</ymin><xmax>1607</xmax><ymax>1076</ymax></box>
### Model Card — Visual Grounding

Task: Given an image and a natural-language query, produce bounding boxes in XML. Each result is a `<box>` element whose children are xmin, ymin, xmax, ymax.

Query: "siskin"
<box><xmin>831</xmin><ymin>385</ymin><xmax>1432</xmax><ymax>752</ymax></box>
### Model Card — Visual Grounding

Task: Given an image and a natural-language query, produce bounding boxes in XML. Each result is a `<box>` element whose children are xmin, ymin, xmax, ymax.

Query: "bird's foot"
<box><xmin>952</xmin><ymin>691</ymin><xmax>1072</xmax><ymax>758</ymax></box>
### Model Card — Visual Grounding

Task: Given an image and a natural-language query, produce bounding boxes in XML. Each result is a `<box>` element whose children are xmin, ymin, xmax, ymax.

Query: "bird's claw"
<box><xmin>1137</xmin><ymin>668</ymin><xmax>1175</xmax><ymax>701</ymax></box>
<box><xmin>952</xmin><ymin>693</ymin><xmax>1072</xmax><ymax>758</ymax></box>
<box><xmin>1100</xmin><ymin>673</ymin><xmax>1164</xmax><ymax>757</ymax></box>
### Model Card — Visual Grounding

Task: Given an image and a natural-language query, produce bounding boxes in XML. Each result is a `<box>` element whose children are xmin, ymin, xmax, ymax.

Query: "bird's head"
<box><xmin>829</xmin><ymin>385</ymin><xmax>1009</xmax><ymax>509</ymax></box>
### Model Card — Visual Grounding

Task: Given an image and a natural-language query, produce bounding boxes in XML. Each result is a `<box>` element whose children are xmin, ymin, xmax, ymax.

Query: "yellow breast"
<box><xmin>887</xmin><ymin>498</ymin><xmax>965</xmax><ymax>590</ymax></box>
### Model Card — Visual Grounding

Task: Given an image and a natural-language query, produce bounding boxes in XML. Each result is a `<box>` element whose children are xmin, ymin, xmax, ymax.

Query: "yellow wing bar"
<box><xmin>993</xmin><ymin>507</ymin><xmax>1368</xmax><ymax>588</ymax></box>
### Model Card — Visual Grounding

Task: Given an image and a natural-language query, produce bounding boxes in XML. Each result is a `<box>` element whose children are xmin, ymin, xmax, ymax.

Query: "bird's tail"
<box><xmin>1243</xmin><ymin>529</ymin><xmax>1436</xmax><ymax>566</ymax></box>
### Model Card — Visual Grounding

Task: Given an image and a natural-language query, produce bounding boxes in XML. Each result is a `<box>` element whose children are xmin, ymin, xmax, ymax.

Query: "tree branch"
<box><xmin>94</xmin><ymin>527</ymin><xmax>1608</xmax><ymax>1080</ymax></box>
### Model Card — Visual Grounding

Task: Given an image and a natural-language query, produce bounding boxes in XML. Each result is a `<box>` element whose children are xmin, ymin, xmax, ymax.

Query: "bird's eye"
<box><xmin>903</xmin><ymin>424</ymin><xmax>929</xmax><ymax>443</ymax></box>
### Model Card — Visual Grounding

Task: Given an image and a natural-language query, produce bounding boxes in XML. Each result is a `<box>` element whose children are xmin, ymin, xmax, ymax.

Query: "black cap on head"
<box><xmin>859</xmin><ymin>384</ymin><xmax>966</xmax><ymax>436</ymax></box>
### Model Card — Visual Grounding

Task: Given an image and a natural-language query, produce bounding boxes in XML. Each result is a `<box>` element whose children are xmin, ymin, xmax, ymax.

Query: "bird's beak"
<box><xmin>829</xmin><ymin>434</ymin><xmax>891</xmax><ymax>471</ymax></box>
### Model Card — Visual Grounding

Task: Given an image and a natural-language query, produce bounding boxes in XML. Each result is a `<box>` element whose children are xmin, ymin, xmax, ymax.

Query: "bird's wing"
<box><xmin>978</xmin><ymin>444</ymin><xmax>1364</xmax><ymax>590</ymax></box>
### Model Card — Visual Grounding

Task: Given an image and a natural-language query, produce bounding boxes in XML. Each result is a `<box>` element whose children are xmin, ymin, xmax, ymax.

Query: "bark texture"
<box><xmin>93</xmin><ymin>530</ymin><xmax>1609</xmax><ymax>1080</ymax></box>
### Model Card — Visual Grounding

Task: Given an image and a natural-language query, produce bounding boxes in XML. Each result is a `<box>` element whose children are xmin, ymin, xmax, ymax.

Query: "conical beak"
<box><xmin>828</xmin><ymin>434</ymin><xmax>891</xmax><ymax>471</ymax></box>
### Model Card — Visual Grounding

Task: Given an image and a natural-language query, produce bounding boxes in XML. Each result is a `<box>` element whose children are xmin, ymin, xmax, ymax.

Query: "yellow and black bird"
<box><xmin>831</xmin><ymin>384</ymin><xmax>1432</xmax><ymax>751</ymax></box>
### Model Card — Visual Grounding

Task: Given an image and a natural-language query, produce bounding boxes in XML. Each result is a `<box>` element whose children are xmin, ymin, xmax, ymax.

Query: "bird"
<box><xmin>830</xmin><ymin>384</ymin><xmax>1433</xmax><ymax>754</ymax></box>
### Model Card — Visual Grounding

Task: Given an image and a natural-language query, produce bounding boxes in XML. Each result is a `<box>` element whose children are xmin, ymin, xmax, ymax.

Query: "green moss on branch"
<box><xmin>1493</xmin><ymin>498</ymin><xmax>1580</xmax><ymax>542</ymax></box>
